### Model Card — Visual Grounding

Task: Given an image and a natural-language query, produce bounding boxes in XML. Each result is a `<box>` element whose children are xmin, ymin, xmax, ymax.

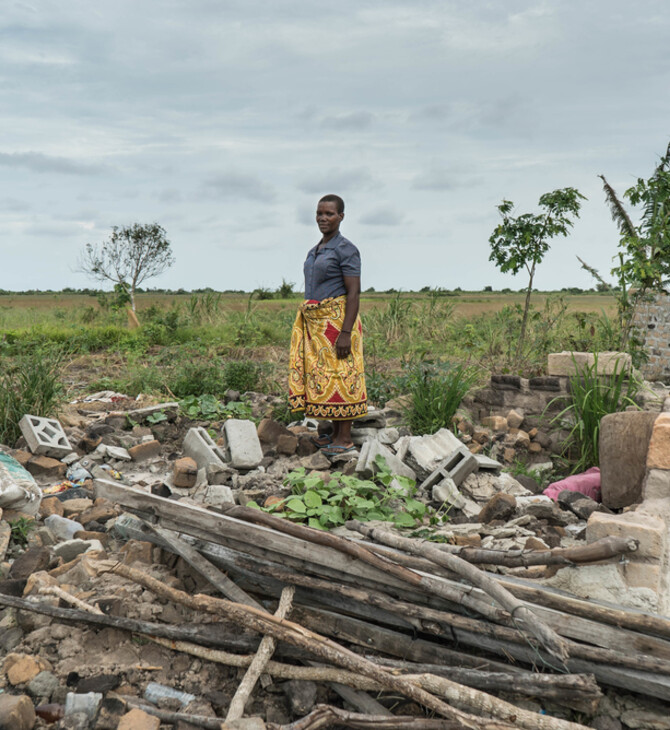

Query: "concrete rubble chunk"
<box><xmin>19</xmin><ymin>414</ymin><xmax>72</xmax><ymax>458</ymax></box>
<box><xmin>353</xmin><ymin>407</ymin><xmax>386</xmax><ymax>428</ymax></box>
<box><xmin>355</xmin><ymin>440</ymin><xmax>416</xmax><ymax>481</ymax></box>
<box><xmin>117</xmin><ymin>708</ymin><xmax>160</xmax><ymax>730</ymax></box>
<box><xmin>53</xmin><ymin>538</ymin><xmax>104</xmax><ymax>563</ymax></box>
<box><xmin>204</xmin><ymin>483</ymin><xmax>235</xmax><ymax>506</ymax></box>
<box><xmin>173</xmin><ymin>457</ymin><xmax>198</xmax><ymax>488</ymax></box>
<box><xmin>183</xmin><ymin>427</ymin><xmax>227</xmax><ymax>471</ymax></box>
<box><xmin>222</xmin><ymin>419</ymin><xmax>264</xmax><ymax>470</ymax></box>
<box><xmin>547</xmin><ymin>350</ymin><xmax>632</xmax><ymax>376</ymax></box>
<box><xmin>431</xmin><ymin>478</ymin><xmax>480</xmax><ymax>519</ymax></box>
<box><xmin>404</xmin><ymin>429</ymin><xmax>471</xmax><ymax>482</ymax></box>
<box><xmin>600</xmin><ymin>411</ymin><xmax>658</xmax><ymax>509</ymax></box>
<box><xmin>473</xmin><ymin>454</ymin><xmax>502</xmax><ymax>472</ymax></box>
<box><xmin>0</xmin><ymin>693</ymin><xmax>36</xmax><ymax>730</ymax></box>
<box><xmin>351</xmin><ymin>427</ymin><xmax>381</xmax><ymax>445</ymax></box>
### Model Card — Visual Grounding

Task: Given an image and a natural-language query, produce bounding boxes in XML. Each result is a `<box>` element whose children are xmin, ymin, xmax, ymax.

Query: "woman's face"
<box><xmin>316</xmin><ymin>201</ymin><xmax>343</xmax><ymax>237</ymax></box>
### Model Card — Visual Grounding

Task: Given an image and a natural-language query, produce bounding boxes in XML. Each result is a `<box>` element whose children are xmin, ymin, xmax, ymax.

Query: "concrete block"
<box><xmin>586</xmin><ymin>511</ymin><xmax>666</xmax><ymax>560</ymax></box>
<box><xmin>600</xmin><ymin>411</ymin><xmax>658</xmax><ymax>508</ymax></box>
<box><xmin>183</xmin><ymin>427</ymin><xmax>227</xmax><ymax>471</ymax></box>
<box><xmin>19</xmin><ymin>414</ymin><xmax>71</xmax><ymax>457</ymax></box>
<box><xmin>647</xmin><ymin>413</ymin><xmax>670</xmax><ymax>470</ymax></box>
<box><xmin>404</xmin><ymin>429</ymin><xmax>467</xmax><ymax>481</ymax></box>
<box><xmin>421</xmin><ymin>446</ymin><xmax>478</xmax><ymax>489</ymax></box>
<box><xmin>547</xmin><ymin>351</ymin><xmax>632</xmax><ymax>376</ymax></box>
<box><xmin>222</xmin><ymin>420</ymin><xmax>263</xmax><ymax>470</ymax></box>
<box><xmin>431</xmin><ymin>478</ymin><xmax>479</xmax><ymax>518</ymax></box>
<box><xmin>356</xmin><ymin>440</ymin><xmax>416</xmax><ymax>481</ymax></box>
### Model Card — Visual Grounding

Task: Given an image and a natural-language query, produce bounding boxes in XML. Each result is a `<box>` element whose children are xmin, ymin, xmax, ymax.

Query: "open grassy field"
<box><xmin>0</xmin><ymin>290</ymin><xmax>623</xmax><ymax>410</ymax></box>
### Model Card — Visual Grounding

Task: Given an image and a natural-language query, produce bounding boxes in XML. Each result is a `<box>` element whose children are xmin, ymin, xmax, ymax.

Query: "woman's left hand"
<box><xmin>336</xmin><ymin>331</ymin><xmax>352</xmax><ymax>359</ymax></box>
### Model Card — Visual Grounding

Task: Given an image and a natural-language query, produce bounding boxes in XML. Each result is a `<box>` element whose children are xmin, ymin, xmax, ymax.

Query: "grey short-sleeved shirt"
<box><xmin>303</xmin><ymin>232</ymin><xmax>361</xmax><ymax>301</ymax></box>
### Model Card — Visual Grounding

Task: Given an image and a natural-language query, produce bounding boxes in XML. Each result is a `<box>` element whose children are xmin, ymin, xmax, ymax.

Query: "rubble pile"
<box><xmin>0</xmin><ymin>386</ymin><xmax>669</xmax><ymax>729</ymax></box>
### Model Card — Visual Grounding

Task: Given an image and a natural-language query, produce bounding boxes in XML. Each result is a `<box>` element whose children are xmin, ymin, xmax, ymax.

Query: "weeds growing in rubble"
<box><xmin>249</xmin><ymin>456</ymin><xmax>437</xmax><ymax>530</ymax></box>
<box><xmin>8</xmin><ymin>517</ymin><xmax>34</xmax><ymax>549</ymax></box>
<box><xmin>0</xmin><ymin>347</ymin><xmax>66</xmax><ymax>445</ymax></box>
<box><xmin>550</xmin><ymin>354</ymin><xmax>641</xmax><ymax>473</ymax></box>
<box><xmin>401</xmin><ymin>360</ymin><xmax>481</xmax><ymax>436</ymax></box>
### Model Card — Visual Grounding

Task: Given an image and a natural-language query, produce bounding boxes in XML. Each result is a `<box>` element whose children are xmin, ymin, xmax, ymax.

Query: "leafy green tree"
<box><xmin>489</xmin><ymin>188</ymin><xmax>585</xmax><ymax>359</ymax></box>
<box><xmin>79</xmin><ymin>223</ymin><xmax>174</xmax><ymax>311</ymax></box>
<box><xmin>595</xmin><ymin>143</ymin><xmax>670</xmax><ymax>346</ymax></box>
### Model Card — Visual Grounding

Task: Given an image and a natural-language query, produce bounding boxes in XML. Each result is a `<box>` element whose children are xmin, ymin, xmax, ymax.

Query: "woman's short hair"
<box><xmin>319</xmin><ymin>194</ymin><xmax>345</xmax><ymax>214</ymax></box>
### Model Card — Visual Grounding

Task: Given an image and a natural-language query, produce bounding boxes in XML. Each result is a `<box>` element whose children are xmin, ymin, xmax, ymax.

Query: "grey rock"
<box><xmin>478</xmin><ymin>493</ymin><xmax>517</xmax><ymax>523</ymax></box>
<box><xmin>0</xmin><ymin>626</ymin><xmax>24</xmax><ymax>653</ymax></box>
<box><xmin>60</xmin><ymin>712</ymin><xmax>91</xmax><ymax>729</ymax></box>
<box><xmin>569</xmin><ymin>498</ymin><xmax>601</xmax><ymax>521</ymax></box>
<box><xmin>431</xmin><ymin>478</ymin><xmax>480</xmax><ymax>519</ymax></box>
<box><xmin>204</xmin><ymin>484</ymin><xmax>235</xmax><ymax>506</ymax></box>
<box><xmin>283</xmin><ymin>679</ymin><xmax>318</xmax><ymax>716</ymax></box>
<box><xmin>591</xmin><ymin>717</ymin><xmax>622</xmax><ymax>730</ymax></box>
<box><xmin>53</xmin><ymin>539</ymin><xmax>104</xmax><ymax>563</ymax></box>
<box><xmin>27</xmin><ymin>670</ymin><xmax>60</xmax><ymax>700</ymax></box>
<box><xmin>515</xmin><ymin>473</ymin><xmax>542</xmax><ymax>494</ymax></box>
<box><xmin>378</xmin><ymin>427</ymin><xmax>400</xmax><ymax>445</ymax></box>
<box><xmin>299</xmin><ymin>451</ymin><xmax>331</xmax><ymax>471</ymax></box>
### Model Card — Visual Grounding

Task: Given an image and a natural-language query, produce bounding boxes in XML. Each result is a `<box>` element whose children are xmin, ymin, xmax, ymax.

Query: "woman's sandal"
<box><xmin>310</xmin><ymin>434</ymin><xmax>333</xmax><ymax>448</ymax></box>
<box><xmin>321</xmin><ymin>444</ymin><xmax>357</xmax><ymax>457</ymax></box>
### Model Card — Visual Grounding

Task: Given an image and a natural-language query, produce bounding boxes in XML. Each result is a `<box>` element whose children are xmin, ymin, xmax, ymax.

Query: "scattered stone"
<box><xmin>0</xmin><ymin>693</ymin><xmax>36</xmax><ymax>730</ymax></box>
<box><xmin>481</xmin><ymin>416</ymin><xmax>508</xmax><ymax>432</ymax></box>
<box><xmin>27</xmin><ymin>670</ymin><xmax>60</xmax><ymax>700</ymax></box>
<box><xmin>276</xmin><ymin>433</ymin><xmax>299</xmax><ymax>455</ymax></box>
<box><xmin>120</xmin><ymin>540</ymin><xmax>154</xmax><ymax>565</ymax></box>
<box><xmin>204</xmin><ymin>484</ymin><xmax>235</xmax><ymax>506</ymax></box>
<box><xmin>8</xmin><ymin>547</ymin><xmax>51</xmax><ymax>580</ymax></box>
<box><xmin>377</xmin><ymin>427</ymin><xmax>400</xmax><ymax>445</ymax></box>
<box><xmin>4</xmin><ymin>653</ymin><xmax>51</xmax><ymax>685</ymax></box>
<box><xmin>471</xmin><ymin>428</ymin><xmax>490</xmax><ymax>444</ymax></box>
<box><xmin>506</xmin><ymin>409</ymin><xmax>524</xmax><ymax>429</ymax></box>
<box><xmin>478</xmin><ymin>493</ymin><xmax>516</xmax><ymax>523</ymax></box>
<box><xmin>39</xmin><ymin>497</ymin><xmax>64</xmax><ymax>519</ymax></box>
<box><xmin>128</xmin><ymin>440</ymin><xmax>162</xmax><ymax>462</ymax></box>
<box><xmin>62</xmin><ymin>498</ymin><xmax>94</xmax><ymax>517</ymax></box>
<box><xmin>173</xmin><ymin>457</ymin><xmax>198</xmax><ymax>488</ymax></box>
<box><xmin>78</xmin><ymin>498</ymin><xmax>118</xmax><ymax>526</ymax></box>
<box><xmin>25</xmin><ymin>455</ymin><xmax>66</xmax><ymax>479</ymax></box>
<box><xmin>283</xmin><ymin>680</ymin><xmax>318</xmax><ymax>716</ymax></box>
<box><xmin>118</xmin><ymin>708</ymin><xmax>160</xmax><ymax>730</ymax></box>
<box><xmin>53</xmin><ymin>539</ymin><xmax>104</xmax><ymax>563</ymax></box>
<box><xmin>514</xmin><ymin>474</ymin><xmax>542</xmax><ymax>494</ymax></box>
<box><xmin>296</xmin><ymin>434</ymin><xmax>318</xmax><ymax>457</ymax></box>
<box><xmin>44</xmin><ymin>515</ymin><xmax>84</xmax><ymax>541</ymax></box>
<box><xmin>299</xmin><ymin>451</ymin><xmax>331</xmax><ymax>471</ymax></box>
<box><xmin>569</xmin><ymin>497</ymin><xmax>602</xmax><ymax>521</ymax></box>
<box><xmin>257</xmin><ymin>419</ymin><xmax>293</xmax><ymax>445</ymax></box>
<box><xmin>432</xmin><ymin>478</ymin><xmax>480</xmax><ymax>519</ymax></box>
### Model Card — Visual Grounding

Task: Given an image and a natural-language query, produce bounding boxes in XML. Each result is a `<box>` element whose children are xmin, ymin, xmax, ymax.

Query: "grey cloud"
<box><xmin>0</xmin><ymin>152</ymin><xmax>106</xmax><ymax>176</ymax></box>
<box><xmin>297</xmin><ymin>167</ymin><xmax>375</xmax><ymax>194</ymax></box>
<box><xmin>0</xmin><ymin>197</ymin><xmax>31</xmax><ymax>212</ymax></box>
<box><xmin>202</xmin><ymin>172</ymin><xmax>276</xmax><ymax>203</ymax></box>
<box><xmin>158</xmin><ymin>188</ymin><xmax>182</xmax><ymax>203</ymax></box>
<box><xmin>359</xmin><ymin>207</ymin><xmax>404</xmax><ymax>226</ymax></box>
<box><xmin>321</xmin><ymin>112</ymin><xmax>374</xmax><ymax>131</ymax></box>
<box><xmin>412</xmin><ymin>169</ymin><xmax>482</xmax><ymax>191</ymax></box>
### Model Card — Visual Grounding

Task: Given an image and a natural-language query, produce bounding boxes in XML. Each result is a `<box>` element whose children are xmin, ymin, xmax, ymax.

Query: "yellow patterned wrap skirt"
<box><xmin>288</xmin><ymin>296</ymin><xmax>367</xmax><ymax>420</ymax></box>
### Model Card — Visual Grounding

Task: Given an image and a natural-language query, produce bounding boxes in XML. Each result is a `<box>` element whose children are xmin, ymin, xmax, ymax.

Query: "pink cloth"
<box><xmin>543</xmin><ymin>467</ymin><xmax>601</xmax><ymax>503</ymax></box>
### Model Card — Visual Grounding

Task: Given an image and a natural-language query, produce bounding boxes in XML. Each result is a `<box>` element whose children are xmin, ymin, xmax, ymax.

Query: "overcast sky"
<box><xmin>1</xmin><ymin>0</ymin><xmax>669</xmax><ymax>293</ymax></box>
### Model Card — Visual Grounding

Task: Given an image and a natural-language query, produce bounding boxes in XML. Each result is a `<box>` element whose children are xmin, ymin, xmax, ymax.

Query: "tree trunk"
<box><xmin>517</xmin><ymin>260</ymin><xmax>536</xmax><ymax>360</ymax></box>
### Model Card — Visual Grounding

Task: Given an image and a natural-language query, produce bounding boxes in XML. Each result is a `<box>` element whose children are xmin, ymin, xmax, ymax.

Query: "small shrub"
<box><xmin>224</xmin><ymin>360</ymin><xmax>261</xmax><ymax>393</ymax></box>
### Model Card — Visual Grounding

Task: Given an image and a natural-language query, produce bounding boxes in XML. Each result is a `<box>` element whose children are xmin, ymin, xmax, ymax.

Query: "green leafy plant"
<box><xmin>8</xmin><ymin>517</ymin><xmax>34</xmax><ymax>549</ymax></box>
<box><xmin>179</xmin><ymin>394</ymin><xmax>252</xmax><ymax>421</ymax></box>
<box><xmin>489</xmin><ymin>188</ymin><xmax>586</xmax><ymax>360</ymax></box>
<box><xmin>146</xmin><ymin>410</ymin><xmax>168</xmax><ymax>424</ymax></box>
<box><xmin>550</xmin><ymin>354</ymin><xmax>641</xmax><ymax>473</ymax></box>
<box><xmin>249</xmin><ymin>456</ymin><xmax>436</xmax><ymax>530</ymax></box>
<box><xmin>401</xmin><ymin>360</ymin><xmax>479</xmax><ymax>436</ymax></box>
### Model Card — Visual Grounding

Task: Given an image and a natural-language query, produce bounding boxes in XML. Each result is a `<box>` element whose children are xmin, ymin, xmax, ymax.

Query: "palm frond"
<box><xmin>577</xmin><ymin>255</ymin><xmax>611</xmax><ymax>289</ymax></box>
<box><xmin>599</xmin><ymin>174</ymin><xmax>638</xmax><ymax>239</ymax></box>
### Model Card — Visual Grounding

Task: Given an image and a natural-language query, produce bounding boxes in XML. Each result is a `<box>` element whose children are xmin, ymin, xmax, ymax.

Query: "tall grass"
<box><xmin>0</xmin><ymin>347</ymin><xmax>66</xmax><ymax>446</ymax></box>
<box><xmin>402</xmin><ymin>361</ymin><xmax>480</xmax><ymax>436</ymax></box>
<box><xmin>551</xmin><ymin>354</ymin><xmax>641</xmax><ymax>473</ymax></box>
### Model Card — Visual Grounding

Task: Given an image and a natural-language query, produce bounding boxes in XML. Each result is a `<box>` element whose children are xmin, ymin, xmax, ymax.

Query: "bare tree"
<box><xmin>79</xmin><ymin>223</ymin><xmax>175</xmax><ymax>311</ymax></box>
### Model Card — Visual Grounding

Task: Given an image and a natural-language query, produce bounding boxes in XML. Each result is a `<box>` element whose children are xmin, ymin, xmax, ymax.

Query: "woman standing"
<box><xmin>288</xmin><ymin>194</ymin><xmax>367</xmax><ymax>455</ymax></box>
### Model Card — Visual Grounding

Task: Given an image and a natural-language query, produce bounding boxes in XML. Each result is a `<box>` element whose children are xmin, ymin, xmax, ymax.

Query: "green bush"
<box><xmin>0</xmin><ymin>347</ymin><xmax>66</xmax><ymax>445</ymax></box>
<box><xmin>223</xmin><ymin>360</ymin><xmax>261</xmax><ymax>393</ymax></box>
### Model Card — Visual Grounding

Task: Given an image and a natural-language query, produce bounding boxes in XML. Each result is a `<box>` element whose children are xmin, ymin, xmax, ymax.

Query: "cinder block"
<box><xmin>586</xmin><ymin>511</ymin><xmax>666</xmax><ymax>560</ymax></box>
<box><xmin>422</xmin><ymin>446</ymin><xmax>478</xmax><ymax>489</ymax></box>
<box><xmin>183</xmin><ymin>427</ymin><xmax>227</xmax><ymax>471</ymax></box>
<box><xmin>647</xmin><ymin>413</ymin><xmax>670</xmax><ymax>470</ymax></box>
<box><xmin>356</xmin><ymin>440</ymin><xmax>416</xmax><ymax>481</ymax></box>
<box><xmin>19</xmin><ymin>415</ymin><xmax>71</xmax><ymax>457</ymax></box>
<box><xmin>405</xmin><ymin>429</ymin><xmax>467</xmax><ymax>481</ymax></box>
<box><xmin>222</xmin><ymin>419</ymin><xmax>263</xmax><ymax>470</ymax></box>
